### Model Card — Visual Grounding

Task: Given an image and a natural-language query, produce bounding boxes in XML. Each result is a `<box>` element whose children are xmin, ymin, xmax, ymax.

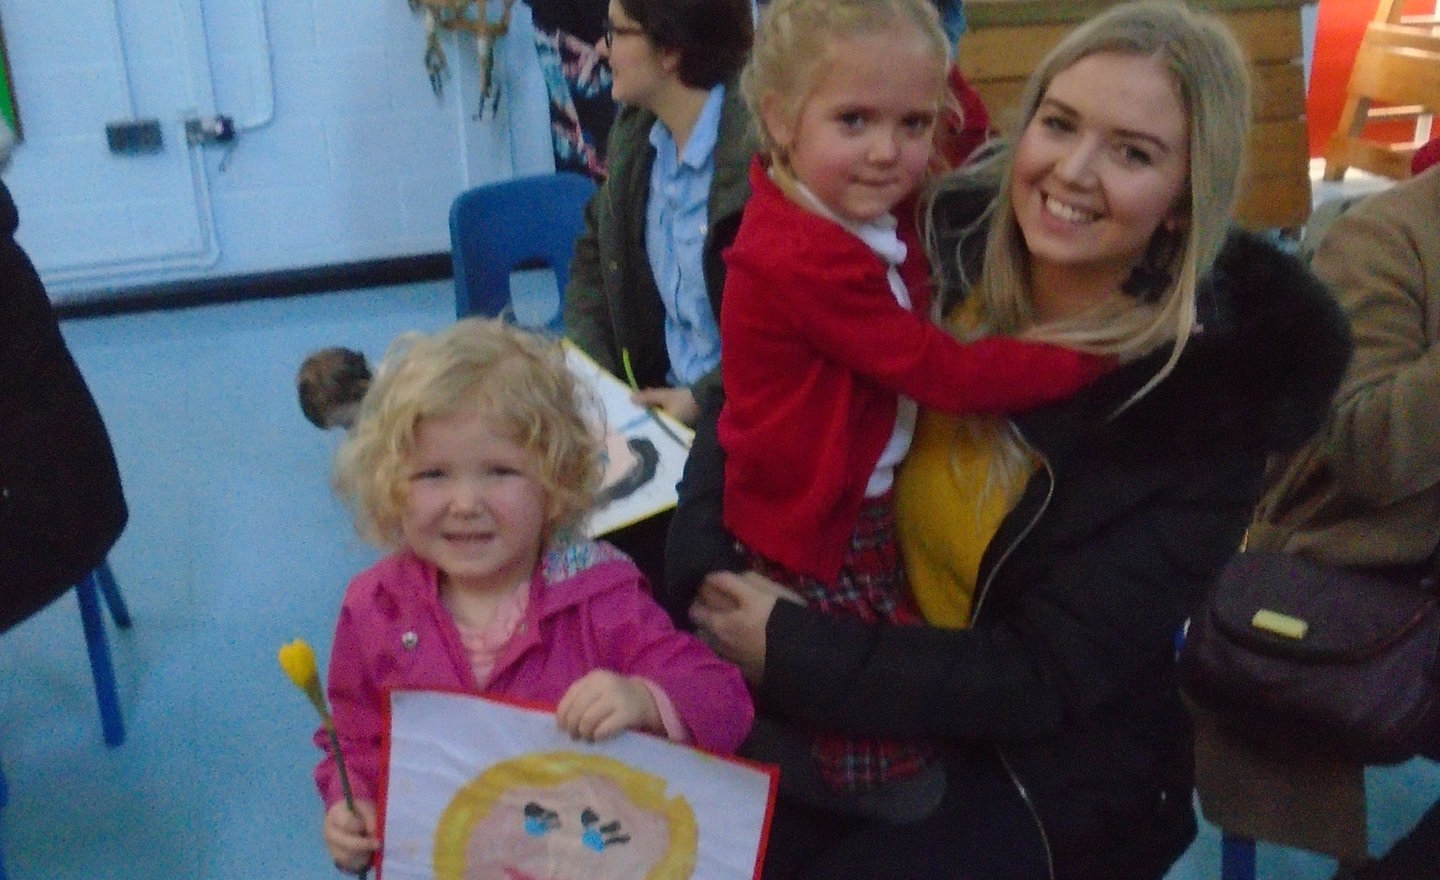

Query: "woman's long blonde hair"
<box><xmin>922</xmin><ymin>1</ymin><xmax>1250</xmax><ymax>505</ymax></box>
<box><xmin>928</xmin><ymin>0</ymin><xmax>1250</xmax><ymax>400</ymax></box>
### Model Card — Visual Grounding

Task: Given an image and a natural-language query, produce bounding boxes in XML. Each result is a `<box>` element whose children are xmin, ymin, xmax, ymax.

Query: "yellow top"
<box><xmin>895</xmin><ymin>307</ymin><xmax>1035</xmax><ymax>628</ymax></box>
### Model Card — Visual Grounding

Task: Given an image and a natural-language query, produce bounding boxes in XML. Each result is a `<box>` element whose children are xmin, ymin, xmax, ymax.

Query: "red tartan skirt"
<box><xmin>745</xmin><ymin>490</ymin><xmax>934</xmax><ymax>793</ymax></box>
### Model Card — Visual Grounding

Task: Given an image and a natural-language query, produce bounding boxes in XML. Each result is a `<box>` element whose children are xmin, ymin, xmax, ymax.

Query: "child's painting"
<box><xmin>381</xmin><ymin>690</ymin><xmax>775</xmax><ymax>880</ymax></box>
<box><xmin>563</xmin><ymin>341</ymin><xmax>693</xmax><ymax>538</ymax></box>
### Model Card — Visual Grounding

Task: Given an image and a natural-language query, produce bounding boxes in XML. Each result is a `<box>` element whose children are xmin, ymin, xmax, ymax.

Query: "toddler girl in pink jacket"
<box><xmin>313</xmin><ymin>318</ymin><xmax>752</xmax><ymax>874</ymax></box>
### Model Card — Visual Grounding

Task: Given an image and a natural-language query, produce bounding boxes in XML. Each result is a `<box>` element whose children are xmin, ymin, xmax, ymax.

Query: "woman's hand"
<box><xmin>556</xmin><ymin>669</ymin><xmax>661</xmax><ymax>741</ymax></box>
<box><xmin>632</xmin><ymin>386</ymin><xmax>699</xmax><ymax>426</ymax></box>
<box><xmin>323</xmin><ymin>798</ymin><xmax>378</xmax><ymax>875</ymax></box>
<box><xmin>690</xmin><ymin>571</ymin><xmax>801</xmax><ymax>684</ymax></box>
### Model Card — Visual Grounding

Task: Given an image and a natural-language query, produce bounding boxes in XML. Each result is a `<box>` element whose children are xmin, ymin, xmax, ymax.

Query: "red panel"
<box><xmin>1308</xmin><ymin>0</ymin><xmax>1434</xmax><ymax>156</ymax></box>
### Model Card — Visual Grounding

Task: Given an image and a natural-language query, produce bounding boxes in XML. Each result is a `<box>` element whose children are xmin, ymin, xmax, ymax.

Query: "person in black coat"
<box><xmin>0</xmin><ymin>169</ymin><xmax>128</xmax><ymax>633</ymax></box>
<box><xmin>665</xmin><ymin>3</ymin><xmax>1353</xmax><ymax>879</ymax></box>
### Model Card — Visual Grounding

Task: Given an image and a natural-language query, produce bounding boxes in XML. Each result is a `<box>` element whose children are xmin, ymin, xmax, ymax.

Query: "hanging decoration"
<box><xmin>409</xmin><ymin>0</ymin><xmax>517</xmax><ymax>116</ymax></box>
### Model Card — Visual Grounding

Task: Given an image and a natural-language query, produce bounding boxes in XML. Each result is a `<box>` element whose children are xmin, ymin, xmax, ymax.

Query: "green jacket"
<box><xmin>562</xmin><ymin>75</ymin><xmax>755</xmax><ymax>402</ymax></box>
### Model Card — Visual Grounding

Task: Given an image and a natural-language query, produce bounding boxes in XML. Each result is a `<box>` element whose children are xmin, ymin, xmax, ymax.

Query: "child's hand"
<box><xmin>556</xmin><ymin>670</ymin><xmax>661</xmax><ymax>741</ymax></box>
<box><xmin>323</xmin><ymin>799</ymin><xmax>379</xmax><ymax>875</ymax></box>
<box><xmin>631</xmin><ymin>386</ymin><xmax>699</xmax><ymax>426</ymax></box>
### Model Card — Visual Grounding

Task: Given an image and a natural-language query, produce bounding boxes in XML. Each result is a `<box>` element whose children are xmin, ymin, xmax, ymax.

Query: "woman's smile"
<box><xmin>1041</xmin><ymin>193</ymin><xmax>1100</xmax><ymax>225</ymax></box>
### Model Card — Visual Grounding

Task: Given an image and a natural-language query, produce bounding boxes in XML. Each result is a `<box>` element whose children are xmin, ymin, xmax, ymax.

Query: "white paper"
<box><xmin>563</xmin><ymin>341</ymin><xmax>693</xmax><ymax>537</ymax></box>
<box><xmin>381</xmin><ymin>690</ymin><xmax>773</xmax><ymax>880</ymax></box>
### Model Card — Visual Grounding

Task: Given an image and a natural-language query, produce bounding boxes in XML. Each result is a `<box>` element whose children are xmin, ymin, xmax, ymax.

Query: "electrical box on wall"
<box><xmin>105</xmin><ymin>119</ymin><xmax>163</xmax><ymax>154</ymax></box>
<box><xmin>184</xmin><ymin>114</ymin><xmax>234</xmax><ymax>146</ymax></box>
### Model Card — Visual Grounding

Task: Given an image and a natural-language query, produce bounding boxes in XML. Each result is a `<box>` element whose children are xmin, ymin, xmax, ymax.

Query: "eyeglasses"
<box><xmin>602</xmin><ymin>18</ymin><xmax>646</xmax><ymax>49</ymax></box>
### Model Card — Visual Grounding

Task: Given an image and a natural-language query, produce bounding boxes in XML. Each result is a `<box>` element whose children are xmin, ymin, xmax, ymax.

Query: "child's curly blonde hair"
<box><xmin>333</xmin><ymin>319</ymin><xmax>601</xmax><ymax>550</ymax></box>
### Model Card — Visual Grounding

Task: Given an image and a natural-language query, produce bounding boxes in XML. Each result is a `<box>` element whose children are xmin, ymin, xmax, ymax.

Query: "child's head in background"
<box><xmin>297</xmin><ymin>347</ymin><xmax>372</xmax><ymax>431</ymax></box>
<box><xmin>334</xmin><ymin>320</ymin><xmax>601</xmax><ymax>588</ymax></box>
<box><xmin>742</xmin><ymin>0</ymin><xmax>952</xmax><ymax>225</ymax></box>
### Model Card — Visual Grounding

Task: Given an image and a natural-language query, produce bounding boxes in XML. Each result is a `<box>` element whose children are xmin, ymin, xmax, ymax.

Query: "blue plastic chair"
<box><xmin>448</xmin><ymin>172</ymin><xmax>598</xmax><ymax>330</ymax></box>
<box><xmin>76</xmin><ymin>560</ymin><xmax>131</xmax><ymax>747</ymax></box>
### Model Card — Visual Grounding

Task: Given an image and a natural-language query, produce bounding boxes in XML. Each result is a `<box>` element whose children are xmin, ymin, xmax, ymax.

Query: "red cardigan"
<box><xmin>719</xmin><ymin>160</ymin><xmax>1104</xmax><ymax>580</ymax></box>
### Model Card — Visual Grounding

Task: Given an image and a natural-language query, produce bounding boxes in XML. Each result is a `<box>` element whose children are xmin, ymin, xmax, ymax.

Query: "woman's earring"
<box><xmin>1121</xmin><ymin>229</ymin><xmax>1179</xmax><ymax>304</ymax></box>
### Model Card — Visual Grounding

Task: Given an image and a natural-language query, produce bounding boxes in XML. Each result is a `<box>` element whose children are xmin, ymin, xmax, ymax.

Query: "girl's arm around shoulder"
<box><xmin>592</xmin><ymin>564</ymin><xmax>754</xmax><ymax>754</ymax></box>
<box><xmin>729</xmin><ymin>246</ymin><xmax>1109</xmax><ymax>415</ymax></box>
<box><xmin>907</xmin><ymin>333</ymin><xmax>1112</xmax><ymax>415</ymax></box>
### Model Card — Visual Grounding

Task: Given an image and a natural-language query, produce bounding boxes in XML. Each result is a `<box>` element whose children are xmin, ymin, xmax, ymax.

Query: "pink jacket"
<box><xmin>314</xmin><ymin>541</ymin><xmax>754</xmax><ymax>808</ymax></box>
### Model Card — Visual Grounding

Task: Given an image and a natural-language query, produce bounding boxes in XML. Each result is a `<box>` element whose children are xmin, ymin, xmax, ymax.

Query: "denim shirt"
<box><xmin>644</xmin><ymin>84</ymin><xmax>726</xmax><ymax>387</ymax></box>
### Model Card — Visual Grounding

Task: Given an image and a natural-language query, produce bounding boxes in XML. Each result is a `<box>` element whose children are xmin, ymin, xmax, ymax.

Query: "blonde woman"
<box><xmin>671</xmin><ymin>2</ymin><xmax>1354</xmax><ymax>878</ymax></box>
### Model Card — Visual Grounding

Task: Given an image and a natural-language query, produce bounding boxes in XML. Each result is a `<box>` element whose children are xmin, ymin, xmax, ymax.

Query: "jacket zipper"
<box><xmin>971</xmin><ymin>442</ymin><xmax>1058</xmax><ymax>880</ymax></box>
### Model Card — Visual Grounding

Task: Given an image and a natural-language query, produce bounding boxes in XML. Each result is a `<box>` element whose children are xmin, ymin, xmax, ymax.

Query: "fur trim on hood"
<box><xmin>1092</xmin><ymin>228</ymin><xmax>1353</xmax><ymax>457</ymax></box>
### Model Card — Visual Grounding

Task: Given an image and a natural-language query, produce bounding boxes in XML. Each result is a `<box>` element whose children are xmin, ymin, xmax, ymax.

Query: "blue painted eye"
<box><xmin>582</xmin><ymin>828</ymin><xmax>605</xmax><ymax>851</ymax></box>
<box><xmin>523</xmin><ymin>801</ymin><xmax>559</xmax><ymax>836</ymax></box>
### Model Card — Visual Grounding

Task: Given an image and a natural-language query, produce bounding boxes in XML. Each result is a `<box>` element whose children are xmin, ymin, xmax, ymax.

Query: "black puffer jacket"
<box><xmin>0</xmin><ymin>181</ymin><xmax>127</xmax><ymax>632</ymax></box>
<box><xmin>666</xmin><ymin>189</ymin><xmax>1352</xmax><ymax>879</ymax></box>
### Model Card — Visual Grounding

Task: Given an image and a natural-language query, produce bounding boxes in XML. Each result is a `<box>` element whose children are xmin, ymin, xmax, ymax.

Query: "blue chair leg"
<box><xmin>1222</xmin><ymin>833</ymin><xmax>1257</xmax><ymax>880</ymax></box>
<box><xmin>76</xmin><ymin>571</ymin><xmax>126</xmax><ymax>747</ymax></box>
<box><xmin>94</xmin><ymin>560</ymin><xmax>131</xmax><ymax>629</ymax></box>
<box><xmin>1</xmin><ymin>756</ymin><xmax>8</xmax><ymax>880</ymax></box>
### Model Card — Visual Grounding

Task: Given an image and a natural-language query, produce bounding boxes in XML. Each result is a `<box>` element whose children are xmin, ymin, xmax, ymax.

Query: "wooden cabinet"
<box><xmin>959</xmin><ymin>0</ymin><xmax>1314</xmax><ymax>230</ymax></box>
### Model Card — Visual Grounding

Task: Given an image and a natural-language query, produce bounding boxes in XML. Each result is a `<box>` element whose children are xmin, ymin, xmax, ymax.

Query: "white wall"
<box><xmin>0</xmin><ymin>0</ymin><xmax>554</xmax><ymax>304</ymax></box>
<box><xmin>0</xmin><ymin>0</ymin><xmax>1324</xmax><ymax>306</ymax></box>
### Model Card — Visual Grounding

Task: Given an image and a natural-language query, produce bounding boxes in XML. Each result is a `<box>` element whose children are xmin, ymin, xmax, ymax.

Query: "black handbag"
<box><xmin>1178</xmin><ymin>549</ymin><xmax>1440</xmax><ymax>764</ymax></box>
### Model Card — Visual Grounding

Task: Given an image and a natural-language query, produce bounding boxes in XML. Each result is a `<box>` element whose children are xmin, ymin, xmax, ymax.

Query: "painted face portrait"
<box><xmin>595</xmin><ymin>423</ymin><xmax>660</xmax><ymax>507</ymax></box>
<box><xmin>434</xmin><ymin>751</ymin><xmax>698</xmax><ymax>880</ymax></box>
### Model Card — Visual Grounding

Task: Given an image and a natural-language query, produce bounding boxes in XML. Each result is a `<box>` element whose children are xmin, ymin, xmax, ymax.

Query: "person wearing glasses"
<box><xmin>561</xmin><ymin>0</ymin><xmax>754</xmax><ymax>589</ymax></box>
<box><xmin>565</xmin><ymin>0</ymin><xmax>754</xmax><ymax>431</ymax></box>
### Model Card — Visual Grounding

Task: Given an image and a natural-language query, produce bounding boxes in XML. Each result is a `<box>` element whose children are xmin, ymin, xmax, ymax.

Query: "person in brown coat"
<box><xmin>1197</xmin><ymin>161</ymin><xmax>1440</xmax><ymax>878</ymax></box>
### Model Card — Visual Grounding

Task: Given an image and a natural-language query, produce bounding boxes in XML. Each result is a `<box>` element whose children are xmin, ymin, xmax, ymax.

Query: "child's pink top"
<box><xmin>314</xmin><ymin>541</ymin><xmax>753</xmax><ymax>808</ymax></box>
<box><xmin>452</xmin><ymin>583</ymin><xmax>687</xmax><ymax>740</ymax></box>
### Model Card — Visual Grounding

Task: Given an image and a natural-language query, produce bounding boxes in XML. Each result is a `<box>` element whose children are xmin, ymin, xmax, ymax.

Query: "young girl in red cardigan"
<box><xmin>717</xmin><ymin>0</ymin><xmax>1108</xmax><ymax>823</ymax></box>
